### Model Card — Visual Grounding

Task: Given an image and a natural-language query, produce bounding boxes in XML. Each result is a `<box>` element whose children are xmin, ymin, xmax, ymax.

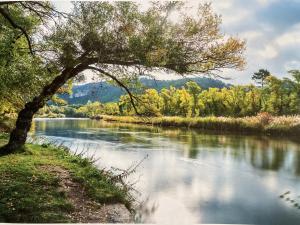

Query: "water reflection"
<box><xmin>31</xmin><ymin>118</ymin><xmax>300</xmax><ymax>224</ymax></box>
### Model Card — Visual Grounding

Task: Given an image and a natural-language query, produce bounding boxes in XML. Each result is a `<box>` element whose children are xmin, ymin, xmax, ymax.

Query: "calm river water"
<box><xmin>32</xmin><ymin>118</ymin><xmax>300</xmax><ymax>224</ymax></box>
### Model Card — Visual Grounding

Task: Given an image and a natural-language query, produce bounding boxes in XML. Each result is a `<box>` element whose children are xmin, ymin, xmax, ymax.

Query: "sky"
<box><xmin>54</xmin><ymin>0</ymin><xmax>300</xmax><ymax>84</ymax></box>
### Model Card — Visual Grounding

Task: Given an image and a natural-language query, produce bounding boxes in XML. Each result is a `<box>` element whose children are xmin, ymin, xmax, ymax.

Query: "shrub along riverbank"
<box><xmin>100</xmin><ymin>114</ymin><xmax>300</xmax><ymax>136</ymax></box>
<box><xmin>0</xmin><ymin>133</ymin><xmax>132</xmax><ymax>223</ymax></box>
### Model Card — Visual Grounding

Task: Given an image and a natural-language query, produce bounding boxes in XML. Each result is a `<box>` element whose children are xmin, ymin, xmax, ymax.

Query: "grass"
<box><xmin>101</xmin><ymin>114</ymin><xmax>300</xmax><ymax>136</ymax></box>
<box><xmin>0</xmin><ymin>134</ymin><xmax>130</xmax><ymax>223</ymax></box>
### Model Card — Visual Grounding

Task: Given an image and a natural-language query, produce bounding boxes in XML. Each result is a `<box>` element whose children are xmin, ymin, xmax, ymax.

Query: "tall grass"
<box><xmin>101</xmin><ymin>114</ymin><xmax>300</xmax><ymax>136</ymax></box>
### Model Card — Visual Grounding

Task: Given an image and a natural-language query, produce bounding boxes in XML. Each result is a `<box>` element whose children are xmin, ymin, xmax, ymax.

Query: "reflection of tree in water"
<box><xmin>249</xmin><ymin>144</ymin><xmax>286</xmax><ymax>171</ymax></box>
<box><xmin>292</xmin><ymin>150</ymin><xmax>300</xmax><ymax>176</ymax></box>
<box><xmin>33</xmin><ymin>119</ymin><xmax>300</xmax><ymax>176</ymax></box>
<box><xmin>158</xmin><ymin>129</ymin><xmax>300</xmax><ymax>175</ymax></box>
<box><xmin>184</xmin><ymin>132</ymin><xmax>199</xmax><ymax>159</ymax></box>
<box><xmin>136</xmin><ymin>127</ymin><xmax>300</xmax><ymax>175</ymax></box>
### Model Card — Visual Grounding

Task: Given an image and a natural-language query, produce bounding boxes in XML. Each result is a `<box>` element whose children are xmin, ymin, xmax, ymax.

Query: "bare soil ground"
<box><xmin>40</xmin><ymin>165</ymin><xmax>132</xmax><ymax>223</ymax></box>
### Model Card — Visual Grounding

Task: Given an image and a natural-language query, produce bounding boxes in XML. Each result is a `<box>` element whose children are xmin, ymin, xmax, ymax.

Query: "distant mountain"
<box><xmin>61</xmin><ymin>77</ymin><xmax>230</xmax><ymax>105</ymax></box>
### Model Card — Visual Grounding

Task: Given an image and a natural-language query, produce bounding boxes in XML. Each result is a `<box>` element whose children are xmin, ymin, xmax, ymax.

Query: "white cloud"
<box><xmin>223</xmin><ymin>10</ymin><xmax>252</xmax><ymax>26</ymax></box>
<box><xmin>211</xmin><ymin>0</ymin><xmax>253</xmax><ymax>28</ymax></box>
<box><xmin>275</xmin><ymin>24</ymin><xmax>300</xmax><ymax>47</ymax></box>
<box><xmin>256</xmin><ymin>0</ymin><xmax>280</xmax><ymax>7</ymax></box>
<box><xmin>258</xmin><ymin>45</ymin><xmax>279</xmax><ymax>59</ymax></box>
<box><xmin>239</xmin><ymin>30</ymin><xmax>263</xmax><ymax>41</ymax></box>
<box><xmin>54</xmin><ymin>1</ymin><xmax>73</xmax><ymax>13</ymax></box>
<box><xmin>212</xmin><ymin>0</ymin><xmax>234</xmax><ymax>10</ymax></box>
<box><xmin>284</xmin><ymin>60</ymin><xmax>300</xmax><ymax>71</ymax></box>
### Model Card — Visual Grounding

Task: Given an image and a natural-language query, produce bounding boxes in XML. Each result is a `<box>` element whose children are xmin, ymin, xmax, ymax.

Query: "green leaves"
<box><xmin>0</xmin><ymin>2</ymin><xmax>58</xmax><ymax>116</ymax></box>
<box><xmin>52</xmin><ymin>2</ymin><xmax>245</xmax><ymax>74</ymax></box>
<box><xmin>252</xmin><ymin>69</ymin><xmax>271</xmax><ymax>88</ymax></box>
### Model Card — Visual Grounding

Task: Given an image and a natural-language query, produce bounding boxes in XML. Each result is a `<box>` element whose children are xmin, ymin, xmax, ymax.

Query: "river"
<box><xmin>31</xmin><ymin>118</ymin><xmax>300</xmax><ymax>224</ymax></box>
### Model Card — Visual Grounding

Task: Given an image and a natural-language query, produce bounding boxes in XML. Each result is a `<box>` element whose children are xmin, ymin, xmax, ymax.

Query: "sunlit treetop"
<box><xmin>45</xmin><ymin>1</ymin><xmax>245</xmax><ymax>78</ymax></box>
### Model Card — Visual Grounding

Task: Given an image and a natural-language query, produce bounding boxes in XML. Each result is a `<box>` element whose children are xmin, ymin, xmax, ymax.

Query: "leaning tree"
<box><xmin>0</xmin><ymin>1</ymin><xmax>245</xmax><ymax>155</ymax></box>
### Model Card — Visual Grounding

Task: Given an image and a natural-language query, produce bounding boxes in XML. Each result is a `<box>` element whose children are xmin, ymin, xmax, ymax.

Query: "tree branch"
<box><xmin>0</xmin><ymin>7</ymin><xmax>34</xmax><ymax>55</ymax></box>
<box><xmin>87</xmin><ymin>66</ymin><xmax>140</xmax><ymax>115</ymax></box>
<box><xmin>0</xmin><ymin>1</ymin><xmax>18</xmax><ymax>6</ymax></box>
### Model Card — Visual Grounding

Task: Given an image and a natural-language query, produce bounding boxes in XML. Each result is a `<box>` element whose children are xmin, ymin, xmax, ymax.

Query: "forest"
<box><xmin>59</xmin><ymin>77</ymin><xmax>229</xmax><ymax>104</ymax></box>
<box><xmin>39</xmin><ymin>69</ymin><xmax>300</xmax><ymax>118</ymax></box>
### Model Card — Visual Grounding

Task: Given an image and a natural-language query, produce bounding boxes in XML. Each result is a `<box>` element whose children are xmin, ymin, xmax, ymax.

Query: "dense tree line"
<box><xmin>71</xmin><ymin>70</ymin><xmax>300</xmax><ymax>118</ymax></box>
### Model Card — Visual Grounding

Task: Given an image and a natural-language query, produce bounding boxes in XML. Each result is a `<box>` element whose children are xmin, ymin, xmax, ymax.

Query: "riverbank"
<box><xmin>100</xmin><ymin>114</ymin><xmax>300</xmax><ymax>136</ymax></box>
<box><xmin>0</xmin><ymin>133</ymin><xmax>132</xmax><ymax>223</ymax></box>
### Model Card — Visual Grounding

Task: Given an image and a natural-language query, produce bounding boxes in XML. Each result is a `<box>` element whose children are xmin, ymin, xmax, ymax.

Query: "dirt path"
<box><xmin>40</xmin><ymin>165</ymin><xmax>132</xmax><ymax>223</ymax></box>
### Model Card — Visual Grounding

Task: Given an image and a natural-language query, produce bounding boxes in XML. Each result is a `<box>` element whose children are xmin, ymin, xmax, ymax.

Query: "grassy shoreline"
<box><xmin>0</xmin><ymin>133</ymin><xmax>132</xmax><ymax>223</ymax></box>
<box><xmin>100</xmin><ymin>115</ymin><xmax>300</xmax><ymax>136</ymax></box>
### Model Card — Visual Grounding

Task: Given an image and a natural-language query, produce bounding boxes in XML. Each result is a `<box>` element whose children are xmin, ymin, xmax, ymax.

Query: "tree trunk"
<box><xmin>1</xmin><ymin>102</ymin><xmax>40</xmax><ymax>155</ymax></box>
<box><xmin>0</xmin><ymin>62</ymin><xmax>90</xmax><ymax>156</ymax></box>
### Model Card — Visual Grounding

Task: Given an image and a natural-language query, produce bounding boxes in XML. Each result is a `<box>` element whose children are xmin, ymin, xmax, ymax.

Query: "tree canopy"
<box><xmin>0</xmin><ymin>2</ymin><xmax>63</xmax><ymax>116</ymax></box>
<box><xmin>252</xmin><ymin>69</ymin><xmax>271</xmax><ymax>88</ymax></box>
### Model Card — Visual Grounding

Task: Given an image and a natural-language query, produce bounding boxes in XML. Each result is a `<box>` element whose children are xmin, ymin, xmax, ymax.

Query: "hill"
<box><xmin>61</xmin><ymin>77</ymin><xmax>230</xmax><ymax>105</ymax></box>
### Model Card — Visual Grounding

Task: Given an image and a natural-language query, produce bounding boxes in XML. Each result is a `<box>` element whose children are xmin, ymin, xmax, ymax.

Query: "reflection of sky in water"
<box><xmin>31</xmin><ymin>118</ymin><xmax>300</xmax><ymax>224</ymax></box>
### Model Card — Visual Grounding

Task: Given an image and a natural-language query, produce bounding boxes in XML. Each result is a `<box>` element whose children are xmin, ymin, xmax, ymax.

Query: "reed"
<box><xmin>101</xmin><ymin>114</ymin><xmax>300</xmax><ymax>136</ymax></box>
